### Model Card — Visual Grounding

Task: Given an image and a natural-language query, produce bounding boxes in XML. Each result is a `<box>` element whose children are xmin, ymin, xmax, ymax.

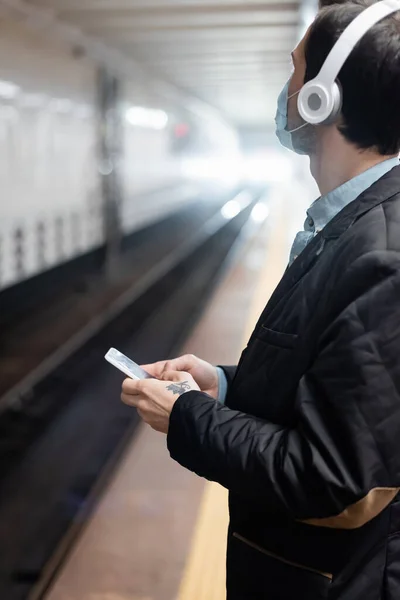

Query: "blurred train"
<box><xmin>0</xmin><ymin>9</ymin><xmax>305</xmax><ymax>299</ymax></box>
<box><xmin>0</xmin><ymin>16</ymin><xmax>246</xmax><ymax>294</ymax></box>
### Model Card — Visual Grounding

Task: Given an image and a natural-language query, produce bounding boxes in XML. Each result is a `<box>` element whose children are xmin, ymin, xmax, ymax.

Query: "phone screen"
<box><xmin>105</xmin><ymin>348</ymin><xmax>153</xmax><ymax>380</ymax></box>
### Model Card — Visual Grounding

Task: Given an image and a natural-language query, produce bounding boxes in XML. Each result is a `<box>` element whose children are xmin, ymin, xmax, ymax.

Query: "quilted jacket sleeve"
<box><xmin>167</xmin><ymin>251</ymin><xmax>400</xmax><ymax>526</ymax></box>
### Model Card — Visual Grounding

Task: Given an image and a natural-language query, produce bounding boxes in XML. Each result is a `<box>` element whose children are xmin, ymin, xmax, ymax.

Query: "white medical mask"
<box><xmin>275</xmin><ymin>80</ymin><xmax>308</xmax><ymax>154</ymax></box>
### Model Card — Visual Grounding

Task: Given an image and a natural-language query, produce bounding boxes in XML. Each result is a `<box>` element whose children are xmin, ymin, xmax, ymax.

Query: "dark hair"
<box><xmin>305</xmin><ymin>0</ymin><xmax>400</xmax><ymax>155</ymax></box>
<box><xmin>318</xmin><ymin>0</ymin><xmax>354</xmax><ymax>7</ymax></box>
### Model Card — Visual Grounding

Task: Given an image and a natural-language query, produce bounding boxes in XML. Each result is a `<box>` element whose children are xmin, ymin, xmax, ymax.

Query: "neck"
<box><xmin>309</xmin><ymin>127</ymin><xmax>397</xmax><ymax>196</ymax></box>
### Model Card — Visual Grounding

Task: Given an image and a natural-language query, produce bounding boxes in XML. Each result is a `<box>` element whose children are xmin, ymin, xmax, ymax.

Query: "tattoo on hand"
<box><xmin>166</xmin><ymin>381</ymin><xmax>192</xmax><ymax>395</ymax></box>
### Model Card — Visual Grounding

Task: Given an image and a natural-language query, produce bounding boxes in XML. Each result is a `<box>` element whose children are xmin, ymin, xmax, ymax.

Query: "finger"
<box><xmin>137</xmin><ymin>407</ymin><xmax>146</xmax><ymax>421</ymax></box>
<box><xmin>161</xmin><ymin>355</ymin><xmax>196</xmax><ymax>376</ymax></box>
<box><xmin>140</xmin><ymin>361</ymin><xmax>167</xmax><ymax>378</ymax></box>
<box><xmin>121</xmin><ymin>392</ymin><xmax>134</xmax><ymax>406</ymax></box>
<box><xmin>122</xmin><ymin>378</ymin><xmax>142</xmax><ymax>394</ymax></box>
<box><xmin>121</xmin><ymin>392</ymin><xmax>139</xmax><ymax>406</ymax></box>
<box><xmin>162</xmin><ymin>370</ymin><xmax>189</xmax><ymax>382</ymax></box>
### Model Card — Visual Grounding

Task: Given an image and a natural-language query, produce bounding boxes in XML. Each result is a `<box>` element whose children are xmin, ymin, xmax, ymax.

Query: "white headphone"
<box><xmin>298</xmin><ymin>0</ymin><xmax>400</xmax><ymax>126</ymax></box>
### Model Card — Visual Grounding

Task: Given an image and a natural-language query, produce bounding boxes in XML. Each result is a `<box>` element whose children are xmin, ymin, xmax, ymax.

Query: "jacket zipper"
<box><xmin>233</xmin><ymin>533</ymin><xmax>333</xmax><ymax>581</ymax></box>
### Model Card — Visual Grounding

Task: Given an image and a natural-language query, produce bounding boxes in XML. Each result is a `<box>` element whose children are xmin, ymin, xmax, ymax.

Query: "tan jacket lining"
<box><xmin>301</xmin><ymin>487</ymin><xmax>400</xmax><ymax>529</ymax></box>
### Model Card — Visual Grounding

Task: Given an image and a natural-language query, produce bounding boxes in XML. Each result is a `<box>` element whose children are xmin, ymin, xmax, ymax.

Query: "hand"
<box><xmin>121</xmin><ymin>370</ymin><xmax>200</xmax><ymax>434</ymax></box>
<box><xmin>141</xmin><ymin>354</ymin><xmax>219</xmax><ymax>400</ymax></box>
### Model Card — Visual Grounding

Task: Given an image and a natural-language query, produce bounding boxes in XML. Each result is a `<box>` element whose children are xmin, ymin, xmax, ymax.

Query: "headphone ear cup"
<box><xmin>297</xmin><ymin>81</ymin><xmax>315</xmax><ymax>123</ymax></box>
<box><xmin>297</xmin><ymin>79</ymin><xmax>341</xmax><ymax>125</ymax></box>
<box><xmin>322</xmin><ymin>81</ymin><xmax>343</xmax><ymax>125</ymax></box>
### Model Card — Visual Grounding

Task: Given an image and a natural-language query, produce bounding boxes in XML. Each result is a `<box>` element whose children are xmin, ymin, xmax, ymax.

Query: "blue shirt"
<box><xmin>217</xmin><ymin>156</ymin><xmax>399</xmax><ymax>403</ymax></box>
<box><xmin>289</xmin><ymin>157</ymin><xmax>400</xmax><ymax>265</ymax></box>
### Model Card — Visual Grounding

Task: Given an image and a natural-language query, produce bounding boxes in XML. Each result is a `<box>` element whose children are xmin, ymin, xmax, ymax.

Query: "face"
<box><xmin>288</xmin><ymin>30</ymin><xmax>318</xmax><ymax>155</ymax></box>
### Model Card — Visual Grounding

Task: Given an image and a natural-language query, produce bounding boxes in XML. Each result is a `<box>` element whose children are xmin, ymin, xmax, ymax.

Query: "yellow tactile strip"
<box><xmin>176</xmin><ymin>187</ymin><xmax>290</xmax><ymax>600</ymax></box>
<box><xmin>177</xmin><ymin>483</ymin><xmax>230</xmax><ymax>600</ymax></box>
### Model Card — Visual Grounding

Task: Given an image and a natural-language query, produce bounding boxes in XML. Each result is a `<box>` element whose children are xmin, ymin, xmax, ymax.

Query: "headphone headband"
<box><xmin>319</xmin><ymin>0</ymin><xmax>400</xmax><ymax>85</ymax></box>
<box><xmin>298</xmin><ymin>0</ymin><xmax>400</xmax><ymax>126</ymax></box>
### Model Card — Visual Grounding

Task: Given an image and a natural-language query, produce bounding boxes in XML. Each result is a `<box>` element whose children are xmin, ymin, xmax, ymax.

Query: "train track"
<box><xmin>0</xmin><ymin>189</ymin><xmax>231</xmax><ymax>401</ymax></box>
<box><xmin>0</xmin><ymin>186</ymin><xmax>265</xmax><ymax>600</ymax></box>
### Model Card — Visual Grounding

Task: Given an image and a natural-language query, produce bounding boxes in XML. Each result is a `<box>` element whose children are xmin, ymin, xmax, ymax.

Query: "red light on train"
<box><xmin>174</xmin><ymin>123</ymin><xmax>190</xmax><ymax>138</ymax></box>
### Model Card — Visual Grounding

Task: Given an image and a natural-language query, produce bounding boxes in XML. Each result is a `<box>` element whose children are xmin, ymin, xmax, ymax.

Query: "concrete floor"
<box><xmin>46</xmin><ymin>207</ymin><xmax>272</xmax><ymax>600</ymax></box>
<box><xmin>45</xmin><ymin>175</ymin><xmax>309</xmax><ymax>600</ymax></box>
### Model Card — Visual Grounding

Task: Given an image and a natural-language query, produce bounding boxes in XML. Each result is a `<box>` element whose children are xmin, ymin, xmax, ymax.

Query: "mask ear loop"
<box><xmin>287</xmin><ymin>88</ymin><xmax>309</xmax><ymax>134</ymax></box>
<box><xmin>288</xmin><ymin>122</ymin><xmax>308</xmax><ymax>134</ymax></box>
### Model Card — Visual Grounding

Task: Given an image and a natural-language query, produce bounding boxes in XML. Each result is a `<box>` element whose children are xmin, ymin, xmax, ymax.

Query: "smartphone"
<box><xmin>105</xmin><ymin>348</ymin><xmax>153</xmax><ymax>380</ymax></box>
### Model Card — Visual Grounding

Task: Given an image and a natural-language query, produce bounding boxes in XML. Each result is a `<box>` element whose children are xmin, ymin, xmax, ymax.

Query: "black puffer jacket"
<box><xmin>168</xmin><ymin>166</ymin><xmax>400</xmax><ymax>600</ymax></box>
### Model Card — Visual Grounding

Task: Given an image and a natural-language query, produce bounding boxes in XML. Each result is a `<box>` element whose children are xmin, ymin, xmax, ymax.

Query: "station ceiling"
<box><xmin>27</xmin><ymin>0</ymin><xmax>314</xmax><ymax>129</ymax></box>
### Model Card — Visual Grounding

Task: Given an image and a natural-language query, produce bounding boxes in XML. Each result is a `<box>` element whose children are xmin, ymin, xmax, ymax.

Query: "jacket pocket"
<box><xmin>257</xmin><ymin>326</ymin><xmax>298</xmax><ymax>349</ymax></box>
<box><xmin>233</xmin><ymin>533</ymin><xmax>332</xmax><ymax>581</ymax></box>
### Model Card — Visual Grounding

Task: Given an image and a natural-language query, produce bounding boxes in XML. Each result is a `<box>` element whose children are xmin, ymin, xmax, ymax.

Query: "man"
<box><xmin>121</xmin><ymin>1</ymin><xmax>400</xmax><ymax>598</ymax></box>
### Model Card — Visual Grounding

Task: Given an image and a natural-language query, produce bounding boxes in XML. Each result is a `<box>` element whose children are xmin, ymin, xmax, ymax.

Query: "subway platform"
<box><xmin>43</xmin><ymin>178</ymin><xmax>310</xmax><ymax>600</ymax></box>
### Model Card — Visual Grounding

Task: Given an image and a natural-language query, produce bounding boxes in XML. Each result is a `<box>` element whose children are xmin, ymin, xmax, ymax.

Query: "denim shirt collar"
<box><xmin>289</xmin><ymin>156</ymin><xmax>400</xmax><ymax>265</ymax></box>
<box><xmin>305</xmin><ymin>156</ymin><xmax>400</xmax><ymax>234</ymax></box>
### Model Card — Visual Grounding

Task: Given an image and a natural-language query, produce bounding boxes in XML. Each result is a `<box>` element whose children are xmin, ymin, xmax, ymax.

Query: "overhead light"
<box><xmin>0</xmin><ymin>80</ymin><xmax>20</xmax><ymax>99</ymax></box>
<box><xmin>251</xmin><ymin>203</ymin><xmax>270</xmax><ymax>224</ymax></box>
<box><xmin>126</xmin><ymin>106</ymin><xmax>168</xmax><ymax>130</ymax></box>
<box><xmin>221</xmin><ymin>200</ymin><xmax>241</xmax><ymax>220</ymax></box>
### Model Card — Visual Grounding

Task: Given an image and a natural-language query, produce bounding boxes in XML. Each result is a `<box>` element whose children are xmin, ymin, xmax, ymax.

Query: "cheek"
<box><xmin>287</xmin><ymin>72</ymin><xmax>296</xmax><ymax>97</ymax></box>
<box><xmin>287</xmin><ymin>93</ymin><xmax>299</xmax><ymax>122</ymax></box>
<box><xmin>288</xmin><ymin>64</ymin><xmax>305</xmax><ymax>97</ymax></box>
<box><xmin>287</xmin><ymin>76</ymin><xmax>299</xmax><ymax>112</ymax></box>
